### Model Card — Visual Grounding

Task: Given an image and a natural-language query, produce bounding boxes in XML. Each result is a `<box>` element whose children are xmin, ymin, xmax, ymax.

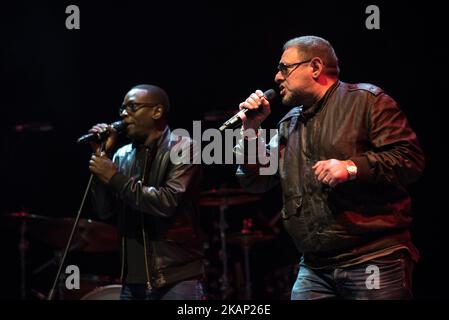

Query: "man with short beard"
<box><xmin>235</xmin><ymin>36</ymin><xmax>425</xmax><ymax>300</ymax></box>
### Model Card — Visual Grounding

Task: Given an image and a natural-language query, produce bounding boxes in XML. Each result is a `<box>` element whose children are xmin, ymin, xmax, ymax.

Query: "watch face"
<box><xmin>347</xmin><ymin>165</ymin><xmax>357</xmax><ymax>177</ymax></box>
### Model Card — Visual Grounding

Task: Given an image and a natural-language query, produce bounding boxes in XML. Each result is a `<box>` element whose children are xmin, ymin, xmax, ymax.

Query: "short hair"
<box><xmin>131</xmin><ymin>84</ymin><xmax>171</xmax><ymax>114</ymax></box>
<box><xmin>283</xmin><ymin>36</ymin><xmax>340</xmax><ymax>77</ymax></box>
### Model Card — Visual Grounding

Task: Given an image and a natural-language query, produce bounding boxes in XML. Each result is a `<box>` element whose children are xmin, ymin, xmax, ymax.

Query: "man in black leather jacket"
<box><xmin>235</xmin><ymin>36</ymin><xmax>425</xmax><ymax>299</ymax></box>
<box><xmin>89</xmin><ymin>84</ymin><xmax>204</xmax><ymax>300</ymax></box>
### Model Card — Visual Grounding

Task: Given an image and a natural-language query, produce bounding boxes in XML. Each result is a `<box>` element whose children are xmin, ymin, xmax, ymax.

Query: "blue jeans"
<box><xmin>120</xmin><ymin>279</ymin><xmax>204</xmax><ymax>300</ymax></box>
<box><xmin>291</xmin><ymin>250</ymin><xmax>414</xmax><ymax>300</ymax></box>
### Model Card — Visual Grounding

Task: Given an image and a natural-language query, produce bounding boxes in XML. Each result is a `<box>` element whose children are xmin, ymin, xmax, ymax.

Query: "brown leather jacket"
<box><xmin>236</xmin><ymin>81</ymin><xmax>425</xmax><ymax>268</ymax></box>
<box><xmin>91</xmin><ymin>126</ymin><xmax>204</xmax><ymax>287</ymax></box>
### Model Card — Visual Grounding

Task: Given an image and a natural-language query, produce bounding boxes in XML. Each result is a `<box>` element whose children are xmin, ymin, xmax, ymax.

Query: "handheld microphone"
<box><xmin>218</xmin><ymin>89</ymin><xmax>277</xmax><ymax>132</ymax></box>
<box><xmin>77</xmin><ymin>120</ymin><xmax>128</xmax><ymax>144</ymax></box>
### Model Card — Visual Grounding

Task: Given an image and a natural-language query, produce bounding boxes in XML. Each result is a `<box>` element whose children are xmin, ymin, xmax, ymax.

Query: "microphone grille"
<box><xmin>111</xmin><ymin>120</ymin><xmax>128</xmax><ymax>132</ymax></box>
<box><xmin>263</xmin><ymin>89</ymin><xmax>277</xmax><ymax>101</ymax></box>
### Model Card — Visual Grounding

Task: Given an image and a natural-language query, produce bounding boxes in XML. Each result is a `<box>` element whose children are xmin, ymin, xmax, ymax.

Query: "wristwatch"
<box><xmin>346</xmin><ymin>162</ymin><xmax>358</xmax><ymax>181</ymax></box>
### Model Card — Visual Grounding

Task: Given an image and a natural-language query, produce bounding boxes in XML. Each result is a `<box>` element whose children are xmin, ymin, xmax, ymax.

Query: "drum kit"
<box><xmin>2</xmin><ymin>187</ymin><xmax>276</xmax><ymax>300</ymax></box>
<box><xmin>1</xmin><ymin>212</ymin><xmax>121</xmax><ymax>300</ymax></box>
<box><xmin>199</xmin><ymin>187</ymin><xmax>275</xmax><ymax>300</ymax></box>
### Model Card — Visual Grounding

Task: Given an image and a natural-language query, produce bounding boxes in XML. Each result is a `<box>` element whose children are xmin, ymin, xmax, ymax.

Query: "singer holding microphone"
<box><xmin>234</xmin><ymin>36</ymin><xmax>425</xmax><ymax>299</ymax></box>
<box><xmin>88</xmin><ymin>84</ymin><xmax>205</xmax><ymax>300</ymax></box>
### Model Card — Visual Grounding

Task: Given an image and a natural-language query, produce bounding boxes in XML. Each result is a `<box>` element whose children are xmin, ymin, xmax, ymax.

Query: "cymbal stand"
<box><xmin>218</xmin><ymin>202</ymin><xmax>230</xmax><ymax>299</ymax></box>
<box><xmin>19</xmin><ymin>219</ymin><xmax>28</xmax><ymax>300</ymax></box>
<box><xmin>242</xmin><ymin>238</ymin><xmax>252</xmax><ymax>300</ymax></box>
<box><xmin>241</xmin><ymin>218</ymin><xmax>253</xmax><ymax>300</ymax></box>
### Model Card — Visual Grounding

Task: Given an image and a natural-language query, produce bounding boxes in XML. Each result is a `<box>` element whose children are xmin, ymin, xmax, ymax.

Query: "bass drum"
<box><xmin>80</xmin><ymin>284</ymin><xmax>122</xmax><ymax>300</ymax></box>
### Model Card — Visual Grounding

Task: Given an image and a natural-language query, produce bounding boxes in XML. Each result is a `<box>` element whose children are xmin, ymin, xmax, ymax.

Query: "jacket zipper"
<box><xmin>120</xmin><ymin>236</ymin><xmax>125</xmax><ymax>282</ymax></box>
<box><xmin>141</xmin><ymin>147</ymin><xmax>152</xmax><ymax>289</ymax></box>
<box><xmin>141</xmin><ymin>223</ymin><xmax>152</xmax><ymax>289</ymax></box>
<box><xmin>120</xmin><ymin>148</ymin><xmax>138</xmax><ymax>284</ymax></box>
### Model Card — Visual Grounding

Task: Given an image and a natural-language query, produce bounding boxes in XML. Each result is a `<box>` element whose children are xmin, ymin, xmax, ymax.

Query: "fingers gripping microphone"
<box><xmin>218</xmin><ymin>89</ymin><xmax>277</xmax><ymax>132</ymax></box>
<box><xmin>77</xmin><ymin>120</ymin><xmax>128</xmax><ymax>144</ymax></box>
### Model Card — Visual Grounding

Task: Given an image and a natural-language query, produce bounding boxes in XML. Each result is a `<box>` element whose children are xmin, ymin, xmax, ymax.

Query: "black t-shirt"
<box><xmin>124</xmin><ymin>229</ymin><xmax>147</xmax><ymax>284</ymax></box>
<box><xmin>122</xmin><ymin>143</ymin><xmax>156</xmax><ymax>284</ymax></box>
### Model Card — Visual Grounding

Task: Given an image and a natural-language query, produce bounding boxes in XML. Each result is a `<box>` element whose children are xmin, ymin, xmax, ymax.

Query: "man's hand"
<box><xmin>89</xmin><ymin>152</ymin><xmax>118</xmax><ymax>184</ymax></box>
<box><xmin>88</xmin><ymin>123</ymin><xmax>118</xmax><ymax>155</ymax></box>
<box><xmin>313</xmin><ymin>159</ymin><xmax>354</xmax><ymax>187</ymax></box>
<box><xmin>239</xmin><ymin>90</ymin><xmax>271</xmax><ymax>130</ymax></box>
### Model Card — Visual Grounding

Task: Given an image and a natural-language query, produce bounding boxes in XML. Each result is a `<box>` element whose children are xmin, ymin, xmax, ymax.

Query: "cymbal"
<box><xmin>2</xmin><ymin>213</ymin><xmax>119</xmax><ymax>252</ymax></box>
<box><xmin>199</xmin><ymin>188</ymin><xmax>261</xmax><ymax>207</ymax></box>
<box><xmin>1</xmin><ymin>212</ymin><xmax>53</xmax><ymax>232</ymax></box>
<box><xmin>37</xmin><ymin>218</ymin><xmax>119</xmax><ymax>252</ymax></box>
<box><xmin>227</xmin><ymin>230</ymin><xmax>275</xmax><ymax>246</ymax></box>
<box><xmin>2</xmin><ymin>211</ymin><xmax>52</xmax><ymax>222</ymax></box>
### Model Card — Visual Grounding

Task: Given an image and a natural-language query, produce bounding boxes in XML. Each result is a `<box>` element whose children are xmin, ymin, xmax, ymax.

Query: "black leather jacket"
<box><xmin>236</xmin><ymin>81</ymin><xmax>425</xmax><ymax>268</ymax></box>
<box><xmin>91</xmin><ymin>126</ymin><xmax>204</xmax><ymax>288</ymax></box>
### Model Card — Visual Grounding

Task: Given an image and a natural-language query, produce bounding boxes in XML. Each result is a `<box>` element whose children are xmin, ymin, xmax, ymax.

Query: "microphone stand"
<box><xmin>46</xmin><ymin>143</ymin><xmax>105</xmax><ymax>300</ymax></box>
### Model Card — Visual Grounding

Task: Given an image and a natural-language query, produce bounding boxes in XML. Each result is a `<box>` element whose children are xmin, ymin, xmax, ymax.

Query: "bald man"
<box><xmin>89</xmin><ymin>84</ymin><xmax>204</xmax><ymax>300</ymax></box>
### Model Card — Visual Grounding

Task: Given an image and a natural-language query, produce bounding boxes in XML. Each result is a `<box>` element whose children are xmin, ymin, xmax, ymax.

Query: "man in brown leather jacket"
<box><xmin>89</xmin><ymin>84</ymin><xmax>204</xmax><ymax>300</ymax></box>
<box><xmin>235</xmin><ymin>36</ymin><xmax>425</xmax><ymax>299</ymax></box>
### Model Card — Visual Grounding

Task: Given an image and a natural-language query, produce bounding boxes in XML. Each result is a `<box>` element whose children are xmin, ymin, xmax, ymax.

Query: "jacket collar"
<box><xmin>278</xmin><ymin>80</ymin><xmax>341</xmax><ymax>127</ymax></box>
<box><xmin>300</xmin><ymin>80</ymin><xmax>340</xmax><ymax>121</ymax></box>
<box><xmin>132</xmin><ymin>125</ymin><xmax>170</xmax><ymax>151</ymax></box>
<box><xmin>278</xmin><ymin>106</ymin><xmax>302</xmax><ymax>125</ymax></box>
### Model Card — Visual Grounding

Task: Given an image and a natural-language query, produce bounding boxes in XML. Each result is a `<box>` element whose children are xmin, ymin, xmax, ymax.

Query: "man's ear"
<box><xmin>311</xmin><ymin>57</ymin><xmax>324</xmax><ymax>78</ymax></box>
<box><xmin>152</xmin><ymin>105</ymin><xmax>164</xmax><ymax>120</ymax></box>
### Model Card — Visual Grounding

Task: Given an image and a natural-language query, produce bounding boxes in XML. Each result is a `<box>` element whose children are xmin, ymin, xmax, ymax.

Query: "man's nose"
<box><xmin>120</xmin><ymin>109</ymin><xmax>129</xmax><ymax>118</ymax></box>
<box><xmin>274</xmin><ymin>71</ymin><xmax>284</xmax><ymax>83</ymax></box>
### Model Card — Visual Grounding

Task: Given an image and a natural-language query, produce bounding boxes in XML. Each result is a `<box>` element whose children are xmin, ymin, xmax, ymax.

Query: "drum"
<box><xmin>61</xmin><ymin>274</ymin><xmax>115</xmax><ymax>300</ymax></box>
<box><xmin>80</xmin><ymin>284</ymin><xmax>122</xmax><ymax>300</ymax></box>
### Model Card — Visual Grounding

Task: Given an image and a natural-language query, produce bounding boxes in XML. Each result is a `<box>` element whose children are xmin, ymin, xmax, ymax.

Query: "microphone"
<box><xmin>77</xmin><ymin>120</ymin><xmax>128</xmax><ymax>144</ymax></box>
<box><xmin>218</xmin><ymin>89</ymin><xmax>277</xmax><ymax>132</ymax></box>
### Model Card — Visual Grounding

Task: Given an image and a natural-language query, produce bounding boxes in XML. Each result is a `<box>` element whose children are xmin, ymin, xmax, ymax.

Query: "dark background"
<box><xmin>0</xmin><ymin>0</ymin><xmax>447</xmax><ymax>300</ymax></box>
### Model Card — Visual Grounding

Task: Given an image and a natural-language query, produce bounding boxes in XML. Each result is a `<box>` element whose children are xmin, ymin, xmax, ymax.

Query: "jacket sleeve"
<box><xmin>235</xmin><ymin>129</ymin><xmax>280</xmax><ymax>193</ymax></box>
<box><xmin>90</xmin><ymin>177</ymin><xmax>115</xmax><ymax>219</ymax></box>
<box><xmin>349</xmin><ymin>93</ymin><xmax>425</xmax><ymax>186</ymax></box>
<box><xmin>90</xmin><ymin>154</ymin><xmax>120</xmax><ymax>220</ymax></box>
<box><xmin>106</xmin><ymin>142</ymin><xmax>201</xmax><ymax>218</ymax></box>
